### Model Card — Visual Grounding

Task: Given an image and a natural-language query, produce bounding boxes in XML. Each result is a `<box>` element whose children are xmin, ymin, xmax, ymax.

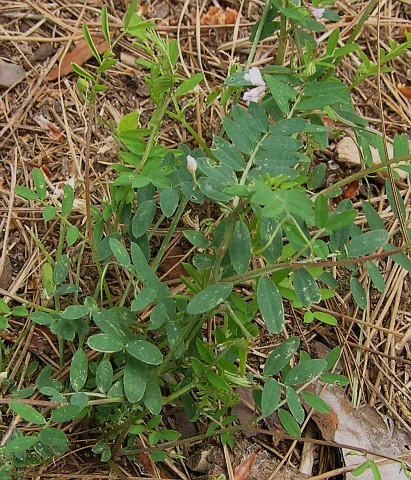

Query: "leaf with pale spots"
<box><xmin>187</xmin><ymin>283</ymin><xmax>233</xmax><ymax>315</ymax></box>
<box><xmin>293</xmin><ymin>268</ymin><xmax>321</xmax><ymax>307</ymax></box>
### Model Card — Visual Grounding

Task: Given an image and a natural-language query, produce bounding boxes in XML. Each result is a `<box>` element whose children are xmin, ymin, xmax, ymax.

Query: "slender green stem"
<box><xmin>164</xmin><ymin>380</ymin><xmax>198</xmax><ymax>405</ymax></box>
<box><xmin>221</xmin><ymin>244</ymin><xmax>410</xmax><ymax>285</ymax></box>
<box><xmin>277</xmin><ymin>9</ymin><xmax>288</xmax><ymax>65</ymax></box>
<box><xmin>135</xmin><ymin>96</ymin><xmax>172</xmax><ymax>175</ymax></box>
<box><xmin>317</xmin><ymin>153</ymin><xmax>411</xmax><ymax>199</ymax></box>
<box><xmin>210</xmin><ymin>201</ymin><xmax>244</xmax><ymax>283</ymax></box>
<box><xmin>224</xmin><ymin>303</ymin><xmax>253</xmax><ymax>341</ymax></box>
<box><xmin>337</xmin><ymin>0</ymin><xmax>379</xmax><ymax>68</ymax></box>
<box><xmin>167</xmin><ymin>109</ymin><xmax>211</xmax><ymax>155</ymax></box>
<box><xmin>151</xmin><ymin>197</ymin><xmax>188</xmax><ymax>272</ymax></box>
<box><xmin>246</xmin><ymin>0</ymin><xmax>273</xmax><ymax>69</ymax></box>
<box><xmin>113</xmin><ymin>95</ymin><xmax>172</xmax><ymax>231</ymax></box>
<box><xmin>147</xmin><ymin>214</ymin><xmax>165</xmax><ymax>241</ymax></box>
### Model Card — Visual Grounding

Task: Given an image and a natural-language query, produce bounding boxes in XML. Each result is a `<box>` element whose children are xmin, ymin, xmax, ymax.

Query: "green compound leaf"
<box><xmin>0</xmin><ymin>299</ymin><xmax>10</xmax><ymax>314</ymax></box>
<box><xmin>5</xmin><ymin>436</ymin><xmax>38</xmax><ymax>454</ymax></box>
<box><xmin>314</xmin><ymin>194</ymin><xmax>329</xmax><ymax>228</ymax></box>
<box><xmin>293</xmin><ymin>268</ymin><xmax>321</xmax><ymax>307</ymax></box>
<box><xmin>261</xmin><ymin>377</ymin><xmax>281</xmax><ymax>417</ymax></box>
<box><xmin>32</xmin><ymin>168</ymin><xmax>47</xmax><ymax>200</ymax></box>
<box><xmin>206</xmin><ymin>371</ymin><xmax>230</xmax><ymax>391</ymax></box>
<box><xmin>126</xmin><ymin>339</ymin><xmax>163</xmax><ymax>365</ymax></box>
<box><xmin>100</xmin><ymin>5</ymin><xmax>111</xmax><ymax>45</ymax></box>
<box><xmin>300</xmin><ymin>391</ymin><xmax>330</xmax><ymax>413</ymax></box>
<box><xmin>286</xmin><ymin>386</ymin><xmax>305</xmax><ymax>424</ymax></box>
<box><xmin>131</xmin><ymin>287</ymin><xmax>157</xmax><ymax>312</ymax></box>
<box><xmin>132</xmin><ymin>200</ymin><xmax>156</xmax><ymax>238</ymax></box>
<box><xmin>231</xmin><ymin>105</ymin><xmax>262</xmax><ymax>143</ymax></box>
<box><xmin>43</xmin><ymin>205</ymin><xmax>57</xmax><ymax>221</ymax></box>
<box><xmin>87</xmin><ymin>334</ymin><xmax>124</xmax><ymax>353</ymax></box>
<box><xmin>51</xmin><ymin>405</ymin><xmax>81</xmax><ymax>423</ymax></box>
<box><xmin>362</xmin><ymin>201</ymin><xmax>385</xmax><ymax>230</ymax></box>
<box><xmin>346</xmin><ymin>229</ymin><xmax>388</xmax><ymax>258</ymax></box>
<box><xmin>175</xmin><ymin>72</ymin><xmax>204</xmax><ymax>97</ymax></box>
<box><xmin>320</xmin><ymin>373</ymin><xmax>350</xmax><ymax>386</ymax></box>
<box><xmin>38</xmin><ymin>428</ymin><xmax>69</xmax><ymax>456</ymax></box>
<box><xmin>212</xmin><ymin>136</ymin><xmax>246</xmax><ymax>171</ymax></box>
<box><xmin>265</xmin><ymin>76</ymin><xmax>297</xmax><ymax>115</ymax></box>
<box><xmin>15</xmin><ymin>186</ymin><xmax>38</xmax><ymax>201</ymax></box>
<box><xmin>187</xmin><ymin>283</ymin><xmax>233</xmax><ymax>315</ymax></box>
<box><xmin>284</xmin><ymin>359</ymin><xmax>328</xmax><ymax>386</ymax></box>
<box><xmin>229</xmin><ymin>221</ymin><xmax>252</xmax><ymax>274</ymax></box>
<box><xmin>109</xmin><ymin>237</ymin><xmax>131</xmax><ymax>269</ymax></box>
<box><xmin>366</xmin><ymin>261</ymin><xmax>385</xmax><ymax>293</ymax></box>
<box><xmin>264</xmin><ymin>336</ymin><xmax>300</xmax><ymax>376</ymax></box>
<box><xmin>259</xmin><ymin>216</ymin><xmax>283</xmax><ymax>264</ymax></box>
<box><xmin>183</xmin><ymin>230</ymin><xmax>209</xmax><ymax>249</ymax></box>
<box><xmin>60</xmin><ymin>304</ymin><xmax>89</xmax><ymax>320</ymax></box>
<box><xmin>54</xmin><ymin>254</ymin><xmax>70</xmax><ymax>284</ymax></box>
<box><xmin>62</xmin><ymin>184</ymin><xmax>74</xmax><ymax>217</ymax></box>
<box><xmin>257</xmin><ymin>276</ymin><xmax>284</xmax><ymax>334</ymax></box>
<box><xmin>143</xmin><ymin>381</ymin><xmax>163</xmax><ymax>415</ymax></box>
<box><xmin>66</xmin><ymin>225</ymin><xmax>79</xmax><ymax>246</ymax></box>
<box><xmin>83</xmin><ymin>23</ymin><xmax>101</xmax><ymax>62</ymax></box>
<box><xmin>350</xmin><ymin>277</ymin><xmax>367</xmax><ymax>309</ymax></box>
<box><xmin>325</xmin><ymin>209</ymin><xmax>357</xmax><ymax>232</ymax></box>
<box><xmin>160</xmin><ymin>188</ymin><xmax>179</xmax><ymax>217</ymax></box>
<box><xmin>278</xmin><ymin>408</ymin><xmax>301</xmax><ymax>436</ymax></box>
<box><xmin>222</xmin><ymin>118</ymin><xmax>254</xmax><ymax>154</ymax></box>
<box><xmin>9</xmin><ymin>401</ymin><xmax>46</xmax><ymax>425</ymax></box>
<box><xmin>123</xmin><ymin>357</ymin><xmax>148</xmax><ymax>403</ymax></box>
<box><xmin>70</xmin><ymin>348</ymin><xmax>88</xmax><ymax>392</ymax></box>
<box><xmin>30</xmin><ymin>312</ymin><xmax>54</xmax><ymax>326</ymax></box>
<box><xmin>313</xmin><ymin>311</ymin><xmax>337</xmax><ymax>326</ymax></box>
<box><xmin>96</xmin><ymin>360</ymin><xmax>113</xmax><ymax>393</ymax></box>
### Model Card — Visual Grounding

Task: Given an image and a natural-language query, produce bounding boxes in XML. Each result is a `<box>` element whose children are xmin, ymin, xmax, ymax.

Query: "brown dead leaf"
<box><xmin>234</xmin><ymin>450</ymin><xmax>260</xmax><ymax>480</ymax></box>
<box><xmin>0</xmin><ymin>256</ymin><xmax>13</xmax><ymax>290</ymax></box>
<box><xmin>45</xmin><ymin>36</ymin><xmax>108</xmax><ymax>81</ymax></box>
<box><xmin>397</xmin><ymin>83</ymin><xmax>411</xmax><ymax>99</ymax></box>
<box><xmin>135</xmin><ymin>452</ymin><xmax>157</xmax><ymax>477</ymax></box>
<box><xmin>0</xmin><ymin>59</ymin><xmax>25</xmax><ymax>88</ymax></box>
<box><xmin>310</xmin><ymin>382</ymin><xmax>411</xmax><ymax>479</ymax></box>
<box><xmin>232</xmin><ymin>388</ymin><xmax>257</xmax><ymax>438</ymax></box>
<box><xmin>33</xmin><ymin>114</ymin><xmax>63</xmax><ymax>141</ymax></box>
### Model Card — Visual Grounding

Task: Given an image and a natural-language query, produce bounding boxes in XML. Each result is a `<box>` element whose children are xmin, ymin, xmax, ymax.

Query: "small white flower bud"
<box><xmin>186</xmin><ymin>155</ymin><xmax>198</xmax><ymax>174</ymax></box>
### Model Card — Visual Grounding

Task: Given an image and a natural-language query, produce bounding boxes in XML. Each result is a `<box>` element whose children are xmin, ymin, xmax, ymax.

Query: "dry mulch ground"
<box><xmin>0</xmin><ymin>0</ymin><xmax>410</xmax><ymax>478</ymax></box>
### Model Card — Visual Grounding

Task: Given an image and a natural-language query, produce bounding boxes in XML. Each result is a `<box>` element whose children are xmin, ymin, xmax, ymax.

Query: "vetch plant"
<box><xmin>2</xmin><ymin>0</ymin><xmax>411</xmax><ymax>476</ymax></box>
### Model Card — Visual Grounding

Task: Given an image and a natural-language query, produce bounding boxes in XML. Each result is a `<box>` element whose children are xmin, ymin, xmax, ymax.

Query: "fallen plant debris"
<box><xmin>33</xmin><ymin>114</ymin><xmax>63</xmax><ymax>141</ymax></box>
<box><xmin>0</xmin><ymin>59</ymin><xmax>25</xmax><ymax>88</ymax></box>
<box><xmin>397</xmin><ymin>83</ymin><xmax>411</xmax><ymax>99</ymax></box>
<box><xmin>310</xmin><ymin>382</ymin><xmax>411</xmax><ymax>479</ymax></box>
<box><xmin>45</xmin><ymin>36</ymin><xmax>108</xmax><ymax>81</ymax></box>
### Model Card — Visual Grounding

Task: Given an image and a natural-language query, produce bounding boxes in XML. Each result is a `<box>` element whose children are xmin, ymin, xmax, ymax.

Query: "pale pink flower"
<box><xmin>186</xmin><ymin>155</ymin><xmax>197</xmax><ymax>174</ymax></box>
<box><xmin>244</xmin><ymin>67</ymin><xmax>266</xmax><ymax>87</ymax></box>
<box><xmin>308</xmin><ymin>5</ymin><xmax>325</xmax><ymax>18</ymax></box>
<box><xmin>243</xmin><ymin>85</ymin><xmax>266</xmax><ymax>103</ymax></box>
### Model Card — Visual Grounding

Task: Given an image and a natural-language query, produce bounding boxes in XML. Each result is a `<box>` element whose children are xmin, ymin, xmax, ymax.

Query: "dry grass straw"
<box><xmin>0</xmin><ymin>0</ymin><xmax>410</xmax><ymax>478</ymax></box>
